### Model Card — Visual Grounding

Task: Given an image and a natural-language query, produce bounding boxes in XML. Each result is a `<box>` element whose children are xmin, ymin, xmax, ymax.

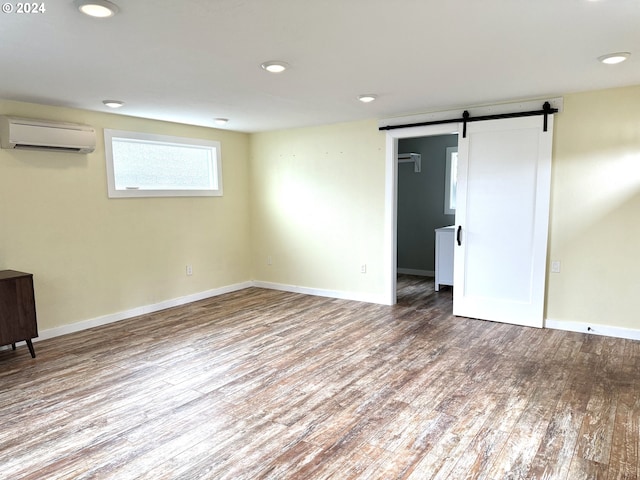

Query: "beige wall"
<box><xmin>547</xmin><ymin>85</ymin><xmax>640</xmax><ymax>330</ymax></box>
<box><xmin>0</xmin><ymin>100</ymin><xmax>251</xmax><ymax>332</ymax></box>
<box><xmin>249</xmin><ymin>120</ymin><xmax>387</xmax><ymax>301</ymax></box>
<box><xmin>249</xmin><ymin>86</ymin><xmax>640</xmax><ymax>332</ymax></box>
<box><xmin>2</xmin><ymin>83</ymin><xmax>638</xmax><ymax>338</ymax></box>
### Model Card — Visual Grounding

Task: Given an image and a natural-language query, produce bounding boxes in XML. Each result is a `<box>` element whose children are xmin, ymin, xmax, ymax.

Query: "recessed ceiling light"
<box><xmin>358</xmin><ymin>94</ymin><xmax>377</xmax><ymax>103</ymax></box>
<box><xmin>214</xmin><ymin>118</ymin><xmax>228</xmax><ymax>125</ymax></box>
<box><xmin>103</xmin><ymin>100</ymin><xmax>124</xmax><ymax>108</ymax></box>
<box><xmin>261</xmin><ymin>61</ymin><xmax>289</xmax><ymax>73</ymax></box>
<box><xmin>598</xmin><ymin>52</ymin><xmax>631</xmax><ymax>64</ymax></box>
<box><xmin>75</xmin><ymin>0</ymin><xmax>119</xmax><ymax>18</ymax></box>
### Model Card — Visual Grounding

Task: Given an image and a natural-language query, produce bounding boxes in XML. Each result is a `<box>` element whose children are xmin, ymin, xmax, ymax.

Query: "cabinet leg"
<box><xmin>12</xmin><ymin>343</ymin><xmax>16</xmax><ymax>350</ymax></box>
<box><xmin>26</xmin><ymin>340</ymin><xmax>36</xmax><ymax>358</ymax></box>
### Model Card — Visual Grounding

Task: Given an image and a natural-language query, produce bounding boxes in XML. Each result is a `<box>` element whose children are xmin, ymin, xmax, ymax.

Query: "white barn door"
<box><xmin>453</xmin><ymin>115</ymin><xmax>553</xmax><ymax>328</ymax></box>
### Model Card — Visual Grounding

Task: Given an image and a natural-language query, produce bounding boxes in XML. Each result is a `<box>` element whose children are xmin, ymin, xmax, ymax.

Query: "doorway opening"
<box><xmin>396</xmin><ymin>133</ymin><xmax>458</xmax><ymax>297</ymax></box>
<box><xmin>383</xmin><ymin>123</ymin><xmax>460</xmax><ymax>306</ymax></box>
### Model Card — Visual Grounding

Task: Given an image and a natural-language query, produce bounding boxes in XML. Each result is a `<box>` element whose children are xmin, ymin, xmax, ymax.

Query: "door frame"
<box><xmin>382</xmin><ymin>98</ymin><xmax>562</xmax><ymax>306</ymax></box>
<box><xmin>383</xmin><ymin>123</ymin><xmax>461</xmax><ymax>305</ymax></box>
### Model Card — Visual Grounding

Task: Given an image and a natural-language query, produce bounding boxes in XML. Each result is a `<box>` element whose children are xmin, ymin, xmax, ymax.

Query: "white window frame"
<box><xmin>104</xmin><ymin>129</ymin><xmax>222</xmax><ymax>198</ymax></box>
<box><xmin>444</xmin><ymin>146</ymin><xmax>458</xmax><ymax>215</ymax></box>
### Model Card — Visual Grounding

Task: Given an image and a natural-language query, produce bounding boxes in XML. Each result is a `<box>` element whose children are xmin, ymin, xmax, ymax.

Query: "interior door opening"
<box><xmin>396</xmin><ymin>134</ymin><xmax>458</xmax><ymax>304</ymax></box>
<box><xmin>383</xmin><ymin>122</ymin><xmax>460</xmax><ymax>306</ymax></box>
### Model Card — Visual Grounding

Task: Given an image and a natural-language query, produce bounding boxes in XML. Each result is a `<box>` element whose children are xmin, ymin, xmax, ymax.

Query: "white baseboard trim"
<box><xmin>545</xmin><ymin>318</ymin><xmax>640</xmax><ymax>341</ymax></box>
<box><xmin>36</xmin><ymin>281</ymin><xmax>253</xmax><ymax>342</ymax></box>
<box><xmin>252</xmin><ymin>281</ymin><xmax>388</xmax><ymax>305</ymax></box>
<box><xmin>32</xmin><ymin>282</ymin><xmax>640</xmax><ymax>346</ymax></box>
<box><xmin>34</xmin><ymin>279</ymin><xmax>387</xmax><ymax>343</ymax></box>
<box><xmin>397</xmin><ymin>268</ymin><xmax>435</xmax><ymax>277</ymax></box>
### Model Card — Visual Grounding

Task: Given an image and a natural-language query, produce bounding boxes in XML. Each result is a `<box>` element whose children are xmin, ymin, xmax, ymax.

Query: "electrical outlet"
<box><xmin>186</xmin><ymin>265</ymin><xmax>193</xmax><ymax>276</ymax></box>
<box><xmin>551</xmin><ymin>261</ymin><xmax>561</xmax><ymax>273</ymax></box>
<box><xmin>361</xmin><ymin>264</ymin><xmax>367</xmax><ymax>274</ymax></box>
<box><xmin>267</xmin><ymin>256</ymin><xmax>272</xmax><ymax>266</ymax></box>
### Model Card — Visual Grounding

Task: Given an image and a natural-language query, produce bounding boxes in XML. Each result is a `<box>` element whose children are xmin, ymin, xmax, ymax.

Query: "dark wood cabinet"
<box><xmin>0</xmin><ymin>270</ymin><xmax>38</xmax><ymax>358</ymax></box>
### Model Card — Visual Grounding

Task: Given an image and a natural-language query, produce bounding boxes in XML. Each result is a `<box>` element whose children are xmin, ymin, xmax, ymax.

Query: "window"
<box><xmin>104</xmin><ymin>129</ymin><xmax>222</xmax><ymax>198</ymax></box>
<box><xmin>444</xmin><ymin>146</ymin><xmax>458</xmax><ymax>214</ymax></box>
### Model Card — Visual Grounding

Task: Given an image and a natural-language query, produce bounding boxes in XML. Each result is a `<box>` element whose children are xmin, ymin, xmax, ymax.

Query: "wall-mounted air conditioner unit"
<box><xmin>0</xmin><ymin>116</ymin><xmax>96</xmax><ymax>154</ymax></box>
<box><xmin>398</xmin><ymin>153</ymin><xmax>421</xmax><ymax>173</ymax></box>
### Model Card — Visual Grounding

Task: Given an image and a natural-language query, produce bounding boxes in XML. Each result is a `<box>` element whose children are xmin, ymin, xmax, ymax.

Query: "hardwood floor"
<box><xmin>1</xmin><ymin>275</ymin><xmax>639</xmax><ymax>479</ymax></box>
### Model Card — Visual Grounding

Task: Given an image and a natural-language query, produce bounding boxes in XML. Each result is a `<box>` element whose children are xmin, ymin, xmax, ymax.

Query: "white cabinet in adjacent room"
<box><xmin>435</xmin><ymin>226</ymin><xmax>455</xmax><ymax>292</ymax></box>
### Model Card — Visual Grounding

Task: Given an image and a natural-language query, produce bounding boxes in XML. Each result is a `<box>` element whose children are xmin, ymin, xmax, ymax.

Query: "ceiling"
<box><xmin>1</xmin><ymin>0</ymin><xmax>639</xmax><ymax>133</ymax></box>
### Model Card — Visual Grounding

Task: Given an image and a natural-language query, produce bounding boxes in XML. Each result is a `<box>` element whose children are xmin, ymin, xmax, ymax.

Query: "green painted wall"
<box><xmin>398</xmin><ymin>134</ymin><xmax>458</xmax><ymax>273</ymax></box>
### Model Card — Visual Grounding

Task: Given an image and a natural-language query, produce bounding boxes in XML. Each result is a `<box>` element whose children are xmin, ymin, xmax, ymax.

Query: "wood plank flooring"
<box><xmin>1</xmin><ymin>275</ymin><xmax>640</xmax><ymax>479</ymax></box>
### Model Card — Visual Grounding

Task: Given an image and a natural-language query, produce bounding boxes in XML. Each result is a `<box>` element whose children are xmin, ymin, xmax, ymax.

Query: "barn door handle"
<box><xmin>456</xmin><ymin>226</ymin><xmax>462</xmax><ymax>246</ymax></box>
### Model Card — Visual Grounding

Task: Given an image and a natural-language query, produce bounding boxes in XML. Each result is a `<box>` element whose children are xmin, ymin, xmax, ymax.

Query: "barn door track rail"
<box><xmin>379</xmin><ymin>101</ymin><xmax>558</xmax><ymax>137</ymax></box>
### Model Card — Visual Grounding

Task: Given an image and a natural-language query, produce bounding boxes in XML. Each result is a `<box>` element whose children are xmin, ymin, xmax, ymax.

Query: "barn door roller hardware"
<box><xmin>379</xmin><ymin>102</ymin><xmax>558</xmax><ymax>137</ymax></box>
